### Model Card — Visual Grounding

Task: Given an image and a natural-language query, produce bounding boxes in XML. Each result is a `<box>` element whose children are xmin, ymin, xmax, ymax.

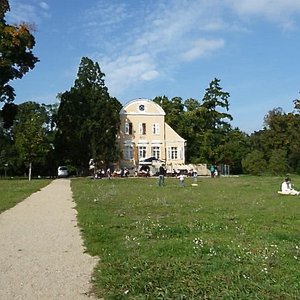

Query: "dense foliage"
<box><xmin>153</xmin><ymin>79</ymin><xmax>248</xmax><ymax>174</ymax></box>
<box><xmin>55</xmin><ymin>57</ymin><xmax>122</xmax><ymax>175</ymax></box>
<box><xmin>246</xmin><ymin>106</ymin><xmax>300</xmax><ymax>175</ymax></box>
<box><xmin>0</xmin><ymin>0</ymin><xmax>39</xmax><ymax>102</ymax></box>
<box><xmin>0</xmin><ymin>101</ymin><xmax>57</xmax><ymax>178</ymax></box>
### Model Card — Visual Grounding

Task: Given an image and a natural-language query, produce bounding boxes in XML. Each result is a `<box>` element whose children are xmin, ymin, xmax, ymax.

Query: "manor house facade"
<box><xmin>118</xmin><ymin>98</ymin><xmax>186</xmax><ymax>168</ymax></box>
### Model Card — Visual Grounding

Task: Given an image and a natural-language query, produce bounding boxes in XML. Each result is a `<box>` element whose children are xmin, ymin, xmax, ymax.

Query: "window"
<box><xmin>125</xmin><ymin>122</ymin><xmax>132</xmax><ymax>135</ymax></box>
<box><xmin>139</xmin><ymin>123</ymin><xmax>146</xmax><ymax>135</ymax></box>
<box><xmin>152</xmin><ymin>123</ymin><xmax>160</xmax><ymax>134</ymax></box>
<box><xmin>138</xmin><ymin>146</ymin><xmax>147</xmax><ymax>159</ymax></box>
<box><xmin>168</xmin><ymin>147</ymin><xmax>178</xmax><ymax>159</ymax></box>
<box><xmin>124</xmin><ymin>145</ymin><xmax>133</xmax><ymax>160</ymax></box>
<box><xmin>152</xmin><ymin>146</ymin><xmax>160</xmax><ymax>159</ymax></box>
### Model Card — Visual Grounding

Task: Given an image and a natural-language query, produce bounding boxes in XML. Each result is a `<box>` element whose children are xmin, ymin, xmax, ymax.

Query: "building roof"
<box><xmin>120</xmin><ymin>98</ymin><xmax>165</xmax><ymax>116</ymax></box>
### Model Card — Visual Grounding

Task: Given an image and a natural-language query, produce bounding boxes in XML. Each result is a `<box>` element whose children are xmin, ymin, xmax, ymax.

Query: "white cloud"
<box><xmin>7</xmin><ymin>2</ymin><xmax>36</xmax><ymax>24</ymax></box>
<box><xmin>39</xmin><ymin>2</ymin><xmax>49</xmax><ymax>11</ymax></box>
<box><xmin>7</xmin><ymin>0</ymin><xmax>50</xmax><ymax>24</ymax></box>
<box><xmin>100</xmin><ymin>53</ymin><xmax>160</xmax><ymax>95</ymax></box>
<box><xmin>182</xmin><ymin>38</ymin><xmax>225</xmax><ymax>61</ymax></box>
<box><xmin>83</xmin><ymin>1</ymin><xmax>128</xmax><ymax>28</ymax></box>
<box><xmin>81</xmin><ymin>0</ymin><xmax>300</xmax><ymax>97</ymax></box>
<box><xmin>141</xmin><ymin>70</ymin><xmax>160</xmax><ymax>81</ymax></box>
<box><xmin>225</xmin><ymin>0</ymin><xmax>300</xmax><ymax>29</ymax></box>
<box><xmin>84</xmin><ymin>0</ymin><xmax>228</xmax><ymax>96</ymax></box>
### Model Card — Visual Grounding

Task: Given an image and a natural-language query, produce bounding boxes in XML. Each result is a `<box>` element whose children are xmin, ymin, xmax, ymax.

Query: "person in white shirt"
<box><xmin>179</xmin><ymin>174</ymin><xmax>185</xmax><ymax>187</ymax></box>
<box><xmin>280</xmin><ymin>177</ymin><xmax>300</xmax><ymax>195</ymax></box>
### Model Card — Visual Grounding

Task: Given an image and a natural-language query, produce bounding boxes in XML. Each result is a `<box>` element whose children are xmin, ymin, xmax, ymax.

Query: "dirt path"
<box><xmin>0</xmin><ymin>179</ymin><xmax>98</xmax><ymax>299</ymax></box>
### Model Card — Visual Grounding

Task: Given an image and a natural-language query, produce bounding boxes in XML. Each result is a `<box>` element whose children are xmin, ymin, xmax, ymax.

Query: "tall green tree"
<box><xmin>201</xmin><ymin>78</ymin><xmax>232</xmax><ymax>131</ymax></box>
<box><xmin>182</xmin><ymin>98</ymin><xmax>205</xmax><ymax>163</ymax></box>
<box><xmin>56</xmin><ymin>57</ymin><xmax>122</xmax><ymax>174</ymax></box>
<box><xmin>13</xmin><ymin>102</ymin><xmax>51</xmax><ymax>180</ymax></box>
<box><xmin>0</xmin><ymin>0</ymin><xmax>39</xmax><ymax>102</ymax></box>
<box><xmin>199</xmin><ymin>78</ymin><xmax>233</xmax><ymax>164</ymax></box>
<box><xmin>153</xmin><ymin>79</ymin><xmax>234</xmax><ymax>165</ymax></box>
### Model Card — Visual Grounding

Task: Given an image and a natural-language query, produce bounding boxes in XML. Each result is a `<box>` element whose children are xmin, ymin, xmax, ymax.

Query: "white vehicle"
<box><xmin>57</xmin><ymin>166</ymin><xmax>68</xmax><ymax>178</ymax></box>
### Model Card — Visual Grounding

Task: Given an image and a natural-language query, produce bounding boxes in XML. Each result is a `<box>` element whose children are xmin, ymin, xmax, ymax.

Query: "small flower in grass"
<box><xmin>208</xmin><ymin>247</ymin><xmax>217</xmax><ymax>256</ymax></box>
<box><xmin>193</xmin><ymin>237</ymin><xmax>204</xmax><ymax>248</ymax></box>
<box><xmin>235</xmin><ymin>254</ymin><xmax>242</xmax><ymax>262</ymax></box>
<box><xmin>261</xmin><ymin>267</ymin><xmax>268</xmax><ymax>274</ymax></box>
<box><xmin>293</xmin><ymin>245</ymin><xmax>300</xmax><ymax>260</ymax></box>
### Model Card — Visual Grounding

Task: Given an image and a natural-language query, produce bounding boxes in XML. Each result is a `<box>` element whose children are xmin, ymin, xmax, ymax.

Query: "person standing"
<box><xmin>179</xmin><ymin>173</ymin><xmax>185</xmax><ymax>187</ymax></box>
<box><xmin>210</xmin><ymin>165</ymin><xmax>215</xmax><ymax>178</ymax></box>
<box><xmin>158</xmin><ymin>165</ymin><xmax>165</xmax><ymax>186</ymax></box>
<box><xmin>192</xmin><ymin>170</ymin><xmax>198</xmax><ymax>183</ymax></box>
<box><xmin>106</xmin><ymin>168</ymin><xmax>111</xmax><ymax>179</ymax></box>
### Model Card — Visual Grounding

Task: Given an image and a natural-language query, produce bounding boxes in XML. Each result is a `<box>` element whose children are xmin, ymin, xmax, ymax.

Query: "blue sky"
<box><xmin>6</xmin><ymin>0</ymin><xmax>300</xmax><ymax>133</ymax></box>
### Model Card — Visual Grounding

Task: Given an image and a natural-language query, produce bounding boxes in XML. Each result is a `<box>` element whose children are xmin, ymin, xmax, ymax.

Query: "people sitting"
<box><xmin>279</xmin><ymin>177</ymin><xmax>300</xmax><ymax>195</ymax></box>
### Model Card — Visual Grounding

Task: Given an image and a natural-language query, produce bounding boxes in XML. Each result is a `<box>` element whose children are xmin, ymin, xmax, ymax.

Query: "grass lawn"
<box><xmin>0</xmin><ymin>179</ymin><xmax>52</xmax><ymax>214</ymax></box>
<box><xmin>72</xmin><ymin>176</ymin><xmax>300</xmax><ymax>299</ymax></box>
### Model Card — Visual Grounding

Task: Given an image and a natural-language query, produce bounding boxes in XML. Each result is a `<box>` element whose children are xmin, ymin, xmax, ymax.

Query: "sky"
<box><xmin>5</xmin><ymin>0</ymin><xmax>300</xmax><ymax>133</ymax></box>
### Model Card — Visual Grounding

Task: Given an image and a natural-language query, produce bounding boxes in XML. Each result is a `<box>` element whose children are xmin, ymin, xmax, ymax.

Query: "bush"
<box><xmin>242</xmin><ymin>150</ymin><xmax>267</xmax><ymax>175</ymax></box>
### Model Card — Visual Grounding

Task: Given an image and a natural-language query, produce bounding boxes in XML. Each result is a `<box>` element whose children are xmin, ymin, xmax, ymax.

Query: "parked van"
<box><xmin>57</xmin><ymin>166</ymin><xmax>68</xmax><ymax>178</ymax></box>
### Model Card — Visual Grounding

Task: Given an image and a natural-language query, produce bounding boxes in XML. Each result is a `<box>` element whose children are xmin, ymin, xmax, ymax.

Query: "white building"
<box><xmin>118</xmin><ymin>98</ymin><xmax>186</xmax><ymax>169</ymax></box>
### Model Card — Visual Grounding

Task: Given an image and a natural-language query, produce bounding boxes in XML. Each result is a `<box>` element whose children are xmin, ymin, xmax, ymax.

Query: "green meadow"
<box><xmin>0</xmin><ymin>179</ymin><xmax>51</xmax><ymax>214</ymax></box>
<box><xmin>1</xmin><ymin>177</ymin><xmax>299</xmax><ymax>299</ymax></box>
<box><xmin>72</xmin><ymin>176</ymin><xmax>300</xmax><ymax>299</ymax></box>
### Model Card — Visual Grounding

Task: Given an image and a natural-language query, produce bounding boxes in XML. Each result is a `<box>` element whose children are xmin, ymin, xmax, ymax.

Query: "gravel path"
<box><xmin>0</xmin><ymin>179</ymin><xmax>98</xmax><ymax>300</ymax></box>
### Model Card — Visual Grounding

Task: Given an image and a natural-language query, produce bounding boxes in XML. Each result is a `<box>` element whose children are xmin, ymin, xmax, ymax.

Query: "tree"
<box><xmin>201</xmin><ymin>78</ymin><xmax>232</xmax><ymax>131</ymax></box>
<box><xmin>0</xmin><ymin>0</ymin><xmax>39</xmax><ymax>102</ymax></box>
<box><xmin>1</xmin><ymin>102</ymin><xmax>18</xmax><ymax>128</ymax></box>
<box><xmin>217</xmin><ymin>128</ymin><xmax>250</xmax><ymax>174</ymax></box>
<box><xmin>153</xmin><ymin>79</ymin><xmax>234</xmax><ymax>165</ymax></box>
<box><xmin>182</xmin><ymin>98</ymin><xmax>206</xmax><ymax>163</ymax></box>
<box><xmin>56</xmin><ymin>57</ymin><xmax>122</xmax><ymax>174</ymax></box>
<box><xmin>13</xmin><ymin>102</ymin><xmax>52</xmax><ymax>180</ymax></box>
<box><xmin>242</xmin><ymin>150</ymin><xmax>267</xmax><ymax>175</ymax></box>
<box><xmin>153</xmin><ymin>96</ymin><xmax>185</xmax><ymax>133</ymax></box>
<box><xmin>198</xmin><ymin>78</ymin><xmax>233</xmax><ymax>164</ymax></box>
<box><xmin>293</xmin><ymin>93</ymin><xmax>300</xmax><ymax>111</ymax></box>
<box><xmin>251</xmin><ymin>107</ymin><xmax>300</xmax><ymax>174</ymax></box>
<box><xmin>268</xmin><ymin>149</ymin><xmax>289</xmax><ymax>175</ymax></box>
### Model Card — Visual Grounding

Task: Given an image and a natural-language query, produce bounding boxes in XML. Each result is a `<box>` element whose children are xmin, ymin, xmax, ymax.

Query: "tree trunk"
<box><xmin>28</xmin><ymin>162</ymin><xmax>32</xmax><ymax>181</ymax></box>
